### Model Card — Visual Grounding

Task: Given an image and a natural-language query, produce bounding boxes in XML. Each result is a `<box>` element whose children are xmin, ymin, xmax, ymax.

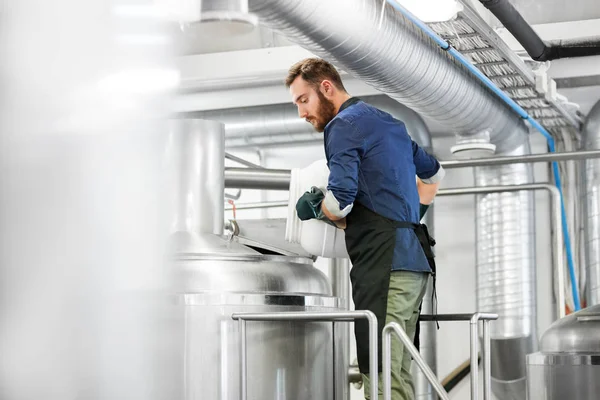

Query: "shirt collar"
<box><xmin>338</xmin><ymin>97</ymin><xmax>361</xmax><ymax>113</ymax></box>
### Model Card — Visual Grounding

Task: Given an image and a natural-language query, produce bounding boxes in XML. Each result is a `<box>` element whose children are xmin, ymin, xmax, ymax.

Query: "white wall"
<box><xmin>226</xmin><ymin>132</ymin><xmax>556</xmax><ymax>400</ymax></box>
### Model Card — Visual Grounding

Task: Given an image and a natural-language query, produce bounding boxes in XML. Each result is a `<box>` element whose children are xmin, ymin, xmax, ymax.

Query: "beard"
<box><xmin>308</xmin><ymin>91</ymin><xmax>337</xmax><ymax>132</ymax></box>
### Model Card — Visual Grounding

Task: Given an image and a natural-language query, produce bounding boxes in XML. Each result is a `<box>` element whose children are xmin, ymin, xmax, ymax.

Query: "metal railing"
<box><xmin>231</xmin><ymin>310</ymin><xmax>378</xmax><ymax>400</ymax></box>
<box><xmin>225</xmin><ymin>183</ymin><xmax>566</xmax><ymax>319</ymax></box>
<box><xmin>382</xmin><ymin>313</ymin><xmax>498</xmax><ymax>400</ymax></box>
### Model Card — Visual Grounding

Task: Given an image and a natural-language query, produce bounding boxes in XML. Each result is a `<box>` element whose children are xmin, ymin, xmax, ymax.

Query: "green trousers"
<box><xmin>363</xmin><ymin>270</ymin><xmax>429</xmax><ymax>400</ymax></box>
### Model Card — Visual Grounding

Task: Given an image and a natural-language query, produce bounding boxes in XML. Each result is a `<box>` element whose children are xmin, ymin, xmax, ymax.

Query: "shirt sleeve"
<box><xmin>325</xmin><ymin>118</ymin><xmax>364</xmax><ymax>209</ymax></box>
<box><xmin>412</xmin><ymin>140</ymin><xmax>445</xmax><ymax>184</ymax></box>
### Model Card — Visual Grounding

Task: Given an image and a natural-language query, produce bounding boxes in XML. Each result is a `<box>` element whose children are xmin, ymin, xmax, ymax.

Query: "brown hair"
<box><xmin>285</xmin><ymin>58</ymin><xmax>347</xmax><ymax>92</ymax></box>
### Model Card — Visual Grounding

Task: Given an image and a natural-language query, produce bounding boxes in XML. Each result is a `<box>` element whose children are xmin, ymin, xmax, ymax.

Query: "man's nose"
<box><xmin>298</xmin><ymin>107</ymin><xmax>308</xmax><ymax>119</ymax></box>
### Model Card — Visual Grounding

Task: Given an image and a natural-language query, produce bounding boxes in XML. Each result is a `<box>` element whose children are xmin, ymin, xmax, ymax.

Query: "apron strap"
<box><xmin>392</xmin><ymin>220</ymin><xmax>440</xmax><ymax>329</ymax></box>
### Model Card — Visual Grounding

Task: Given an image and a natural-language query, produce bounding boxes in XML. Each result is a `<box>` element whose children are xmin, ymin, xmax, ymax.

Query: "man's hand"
<box><xmin>296</xmin><ymin>187</ymin><xmax>345</xmax><ymax>229</ymax></box>
<box><xmin>417</xmin><ymin>177</ymin><xmax>440</xmax><ymax>205</ymax></box>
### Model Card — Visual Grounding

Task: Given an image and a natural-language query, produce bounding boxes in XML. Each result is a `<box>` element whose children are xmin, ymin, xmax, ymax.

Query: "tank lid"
<box><xmin>540</xmin><ymin>304</ymin><xmax>600</xmax><ymax>354</ymax></box>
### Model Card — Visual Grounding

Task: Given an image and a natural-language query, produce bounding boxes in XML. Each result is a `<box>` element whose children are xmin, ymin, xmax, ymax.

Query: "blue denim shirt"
<box><xmin>324</xmin><ymin>99</ymin><xmax>443</xmax><ymax>272</ymax></box>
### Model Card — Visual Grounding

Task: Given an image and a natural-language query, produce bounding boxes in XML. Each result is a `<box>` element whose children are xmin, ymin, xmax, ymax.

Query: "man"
<box><xmin>287</xmin><ymin>58</ymin><xmax>444</xmax><ymax>400</ymax></box>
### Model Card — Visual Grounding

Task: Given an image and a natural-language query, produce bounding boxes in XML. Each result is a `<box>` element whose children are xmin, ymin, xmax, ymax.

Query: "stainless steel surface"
<box><xmin>175</xmin><ymin>253</ymin><xmax>329</xmax><ymax>294</ymax></box>
<box><xmin>475</xmin><ymin>144</ymin><xmax>536</xmax><ymax>400</ymax></box>
<box><xmin>413</xmin><ymin>210</ymin><xmax>436</xmax><ymax>400</ymax></box>
<box><xmin>526</xmin><ymin>304</ymin><xmax>600</xmax><ymax>400</ymax></box>
<box><xmin>348</xmin><ymin>365</ymin><xmax>362</xmax><ymax>384</ymax></box>
<box><xmin>224</xmin><ymin>167</ymin><xmax>291</xmax><ymax>190</ymax></box>
<box><xmin>179</xmin><ymin>252</ymin><xmax>340</xmax><ymax>400</ymax></box>
<box><xmin>539</xmin><ymin>304</ymin><xmax>600</xmax><ymax>354</ymax></box>
<box><xmin>247</xmin><ymin>0</ymin><xmax>529</xmax><ymax>153</ymax></box>
<box><xmin>180</xmin><ymin>293</ymin><xmax>338</xmax><ymax>307</ymax></box>
<box><xmin>232</xmin><ymin>310</ymin><xmax>379</xmax><ymax>400</ymax></box>
<box><xmin>470</xmin><ymin>318</ymin><xmax>479</xmax><ymax>400</ymax></box>
<box><xmin>527</xmin><ymin>358</ymin><xmax>600</xmax><ymax>400</ymax></box>
<box><xmin>228</xmin><ymin>218</ymin><xmax>312</xmax><ymax>257</ymax></box>
<box><xmin>382</xmin><ymin>322</ymin><xmax>450</xmax><ymax>400</ymax></box>
<box><xmin>329</xmin><ymin>259</ymin><xmax>351</xmax><ymax>400</ymax></box>
<box><xmin>171</xmin><ymin>123</ymin><xmax>341</xmax><ymax>400</ymax></box>
<box><xmin>224</xmin><ymin>184</ymin><xmax>566</xmax><ymax>321</ymax></box>
<box><xmin>353</xmin><ymin>313</ymin><xmax>498</xmax><ymax>394</ymax></box>
<box><xmin>239</xmin><ymin>319</ymin><xmax>247</xmax><ymax>400</ymax></box>
<box><xmin>483</xmin><ymin>321</ymin><xmax>491</xmax><ymax>400</ymax></box>
<box><xmin>223</xmin><ymin>150</ymin><xmax>600</xmax><ymax>189</ymax></box>
<box><xmin>226</xmin><ymin>200</ymin><xmax>289</xmax><ymax>209</ymax></box>
<box><xmin>583</xmin><ymin>100</ymin><xmax>600</xmax><ymax>306</ymax></box>
<box><xmin>167</xmin><ymin>119</ymin><xmax>225</xmax><ymax>237</ymax></box>
<box><xmin>421</xmin><ymin>313</ymin><xmax>498</xmax><ymax>400</ymax></box>
<box><xmin>225</xmin><ymin>152</ymin><xmax>264</xmax><ymax>168</ymax></box>
<box><xmin>419</xmin><ymin>313</ymin><xmax>499</xmax><ymax>322</ymax></box>
<box><xmin>527</xmin><ymin>353</ymin><xmax>600</xmax><ymax>366</ymax></box>
<box><xmin>440</xmin><ymin>149</ymin><xmax>600</xmax><ymax>168</ymax></box>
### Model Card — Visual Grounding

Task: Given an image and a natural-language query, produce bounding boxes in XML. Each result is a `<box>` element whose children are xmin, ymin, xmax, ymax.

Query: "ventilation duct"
<box><xmin>199</xmin><ymin>0</ymin><xmax>257</xmax><ymax>26</ymax></box>
<box><xmin>584</xmin><ymin>99</ymin><xmax>600</xmax><ymax>306</ymax></box>
<box><xmin>247</xmin><ymin>0</ymin><xmax>528</xmax><ymax>151</ymax></box>
<box><xmin>475</xmin><ymin>143</ymin><xmax>536</xmax><ymax>400</ymax></box>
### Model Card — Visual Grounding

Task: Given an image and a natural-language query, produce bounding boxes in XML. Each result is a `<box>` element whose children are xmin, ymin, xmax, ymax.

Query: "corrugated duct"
<box><xmin>584</xmin><ymin>99</ymin><xmax>600</xmax><ymax>306</ymax></box>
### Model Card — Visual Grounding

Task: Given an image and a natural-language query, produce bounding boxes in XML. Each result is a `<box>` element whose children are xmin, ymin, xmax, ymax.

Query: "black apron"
<box><xmin>345</xmin><ymin>202</ymin><xmax>436</xmax><ymax>374</ymax></box>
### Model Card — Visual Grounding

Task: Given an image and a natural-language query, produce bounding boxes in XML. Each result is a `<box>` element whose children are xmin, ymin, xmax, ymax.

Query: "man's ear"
<box><xmin>320</xmin><ymin>80</ymin><xmax>334</xmax><ymax>96</ymax></box>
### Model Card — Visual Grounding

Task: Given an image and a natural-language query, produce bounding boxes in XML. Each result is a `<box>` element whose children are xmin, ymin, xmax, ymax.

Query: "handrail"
<box><xmin>383</xmin><ymin>322</ymin><xmax>450</xmax><ymax>400</ymax></box>
<box><xmin>225</xmin><ymin>183</ymin><xmax>566</xmax><ymax>319</ymax></box>
<box><xmin>232</xmin><ymin>310</ymin><xmax>378</xmax><ymax>400</ymax></box>
<box><xmin>383</xmin><ymin>313</ymin><xmax>498</xmax><ymax>400</ymax></box>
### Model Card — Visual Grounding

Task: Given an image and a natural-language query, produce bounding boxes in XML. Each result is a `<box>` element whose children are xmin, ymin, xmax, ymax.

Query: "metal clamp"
<box><xmin>416</xmin><ymin>313</ymin><xmax>499</xmax><ymax>400</ymax></box>
<box><xmin>232</xmin><ymin>310</ymin><xmax>378</xmax><ymax>400</ymax></box>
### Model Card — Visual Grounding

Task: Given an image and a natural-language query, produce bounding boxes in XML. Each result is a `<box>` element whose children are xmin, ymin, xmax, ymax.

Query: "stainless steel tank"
<box><xmin>176</xmin><ymin>252</ymin><xmax>340</xmax><ymax>400</ymax></box>
<box><xmin>526</xmin><ymin>304</ymin><xmax>600</xmax><ymax>399</ymax></box>
<box><xmin>165</xmin><ymin>119</ymin><xmax>342</xmax><ymax>400</ymax></box>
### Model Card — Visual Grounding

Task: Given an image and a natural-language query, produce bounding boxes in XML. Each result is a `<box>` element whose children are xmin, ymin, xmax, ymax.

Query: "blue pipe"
<box><xmin>384</xmin><ymin>0</ymin><xmax>581</xmax><ymax>311</ymax></box>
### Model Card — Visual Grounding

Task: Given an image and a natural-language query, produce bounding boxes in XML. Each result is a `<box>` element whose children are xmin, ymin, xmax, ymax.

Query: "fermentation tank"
<box><xmin>526</xmin><ymin>304</ymin><xmax>600</xmax><ymax>399</ymax></box>
<box><xmin>166</xmin><ymin>119</ymin><xmax>342</xmax><ymax>400</ymax></box>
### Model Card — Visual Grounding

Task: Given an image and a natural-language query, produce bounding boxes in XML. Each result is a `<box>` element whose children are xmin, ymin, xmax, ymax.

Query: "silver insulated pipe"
<box><xmin>584</xmin><ymin>99</ymin><xmax>600</xmax><ymax>306</ymax></box>
<box><xmin>247</xmin><ymin>0</ymin><xmax>528</xmax><ymax>151</ymax></box>
<box><xmin>475</xmin><ymin>143</ymin><xmax>536</xmax><ymax>400</ymax></box>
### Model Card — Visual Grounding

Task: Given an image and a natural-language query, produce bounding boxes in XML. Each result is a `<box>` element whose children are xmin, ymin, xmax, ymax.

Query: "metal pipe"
<box><xmin>224</xmin><ymin>167</ymin><xmax>291</xmax><ymax>190</ymax></box>
<box><xmin>469</xmin><ymin>315</ymin><xmax>480</xmax><ymax>400</ymax></box>
<box><xmin>583</xmin><ymin>99</ymin><xmax>600</xmax><ymax>306</ymax></box>
<box><xmin>483</xmin><ymin>321</ymin><xmax>491</xmax><ymax>400</ymax></box>
<box><xmin>226</xmin><ymin>183</ymin><xmax>565</xmax><ymax>319</ymax></box>
<box><xmin>353</xmin><ymin>313</ymin><xmax>498</xmax><ymax>389</ymax></box>
<box><xmin>441</xmin><ymin>150</ymin><xmax>600</xmax><ymax>168</ymax></box>
<box><xmin>382</xmin><ymin>322</ymin><xmax>450</xmax><ymax>400</ymax></box>
<box><xmin>415</xmin><ymin>209</ymin><xmax>436</xmax><ymax>400</ymax></box>
<box><xmin>225</xmin><ymin>152</ymin><xmax>264</xmax><ymax>169</ymax></box>
<box><xmin>419</xmin><ymin>313</ymin><xmax>498</xmax><ymax>322</ymax></box>
<box><xmin>348</xmin><ymin>365</ymin><xmax>362</xmax><ymax>384</ymax></box>
<box><xmin>478</xmin><ymin>0</ymin><xmax>600</xmax><ymax>61</ymax></box>
<box><xmin>232</xmin><ymin>310</ymin><xmax>378</xmax><ymax>400</ymax></box>
<box><xmin>438</xmin><ymin>184</ymin><xmax>565</xmax><ymax>319</ymax></box>
<box><xmin>167</xmin><ymin>119</ymin><xmax>225</xmax><ymax>236</ymax></box>
<box><xmin>223</xmin><ymin>150</ymin><xmax>600</xmax><ymax>190</ymax></box>
<box><xmin>239</xmin><ymin>319</ymin><xmax>247</xmax><ymax>400</ymax></box>
<box><xmin>329</xmin><ymin>259</ymin><xmax>351</xmax><ymax>400</ymax></box>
